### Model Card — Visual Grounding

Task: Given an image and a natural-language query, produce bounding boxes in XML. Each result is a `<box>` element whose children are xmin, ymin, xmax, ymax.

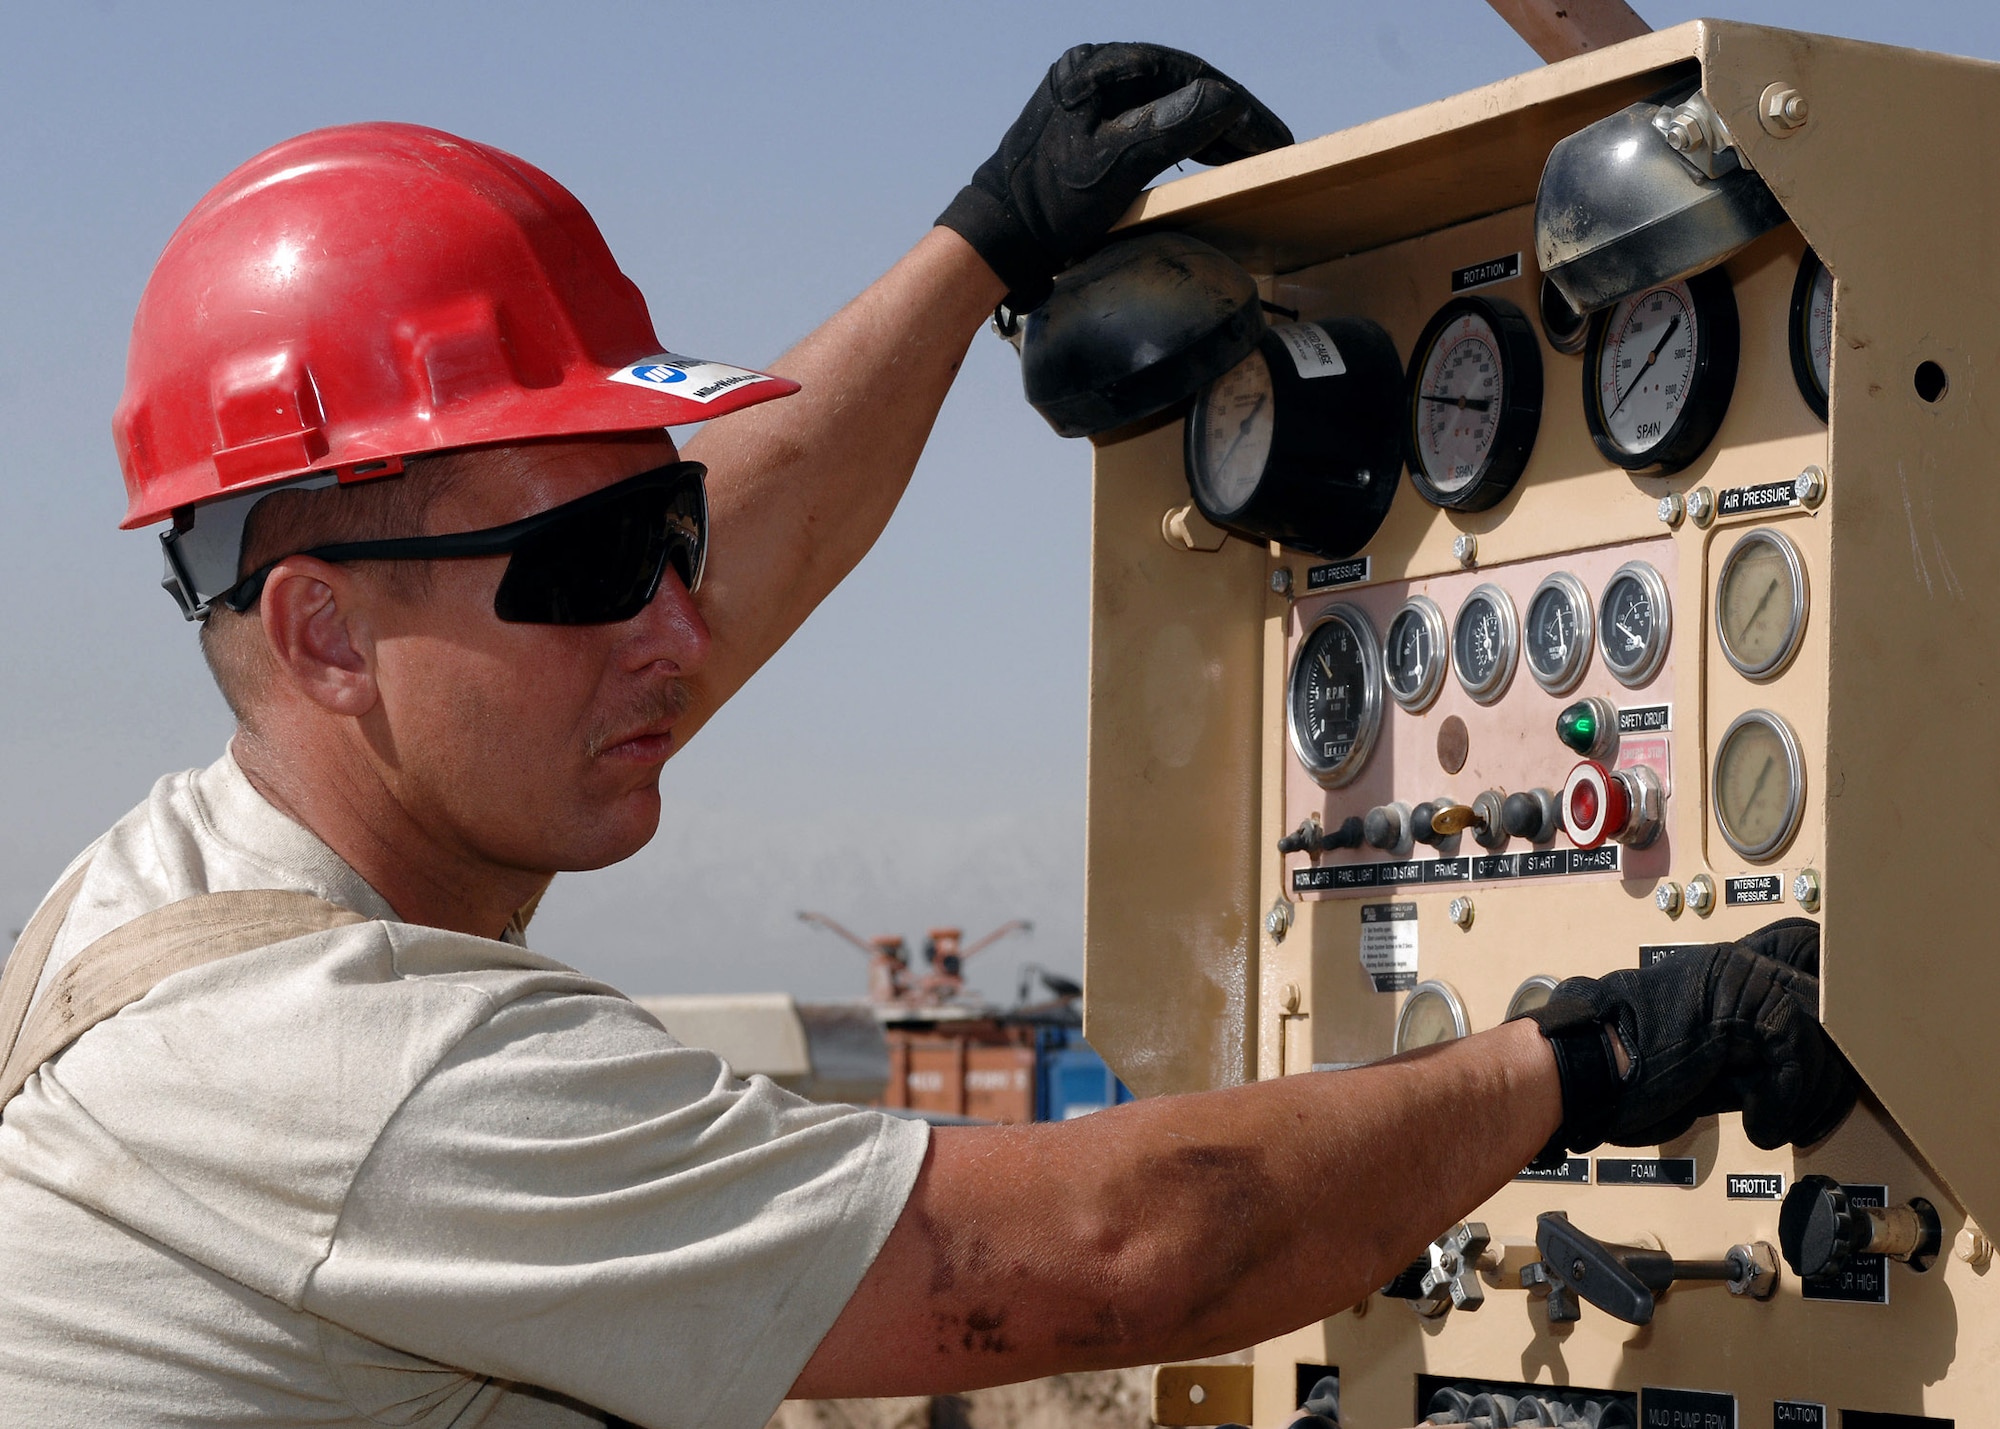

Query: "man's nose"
<box><xmin>625</xmin><ymin>567</ymin><xmax>712</xmax><ymax>676</ymax></box>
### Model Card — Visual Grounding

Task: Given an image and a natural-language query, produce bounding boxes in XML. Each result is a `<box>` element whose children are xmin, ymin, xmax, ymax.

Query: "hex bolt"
<box><xmin>1452</xmin><ymin>533</ymin><xmax>1479</xmax><ymax>568</ymax></box>
<box><xmin>1686</xmin><ymin>486</ymin><xmax>1716</xmax><ymax>528</ymax></box>
<box><xmin>1684</xmin><ymin>873</ymin><xmax>1717</xmax><ymax>915</ymax></box>
<box><xmin>1795</xmin><ymin>465</ymin><xmax>1827</xmax><ymax>509</ymax></box>
<box><xmin>1657</xmin><ymin>492</ymin><xmax>1685</xmax><ymax>528</ymax></box>
<box><xmin>1956</xmin><ymin>1224</ymin><xmax>1993</xmax><ymax>1269</ymax></box>
<box><xmin>1271</xmin><ymin>566</ymin><xmax>1294</xmax><ymax>597</ymax></box>
<box><xmin>1664</xmin><ymin>109</ymin><xmax>1709</xmax><ymax>154</ymax></box>
<box><xmin>1761</xmin><ymin>82</ymin><xmax>1811</xmax><ymax>133</ymax></box>
<box><xmin>1793</xmin><ymin>868</ymin><xmax>1822</xmax><ymax>913</ymax></box>
<box><xmin>1655</xmin><ymin>881</ymin><xmax>1684</xmax><ymax>916</ymax></box>
<box><xmin>1265</xmin><ymin>897</ymin><xmax>1294</xmax><ymax>941</ymax></box>
<box><xmin>1447</xmin><ymin>896</ymin><xmax>1475</xmax><ymax>930</ymax></box>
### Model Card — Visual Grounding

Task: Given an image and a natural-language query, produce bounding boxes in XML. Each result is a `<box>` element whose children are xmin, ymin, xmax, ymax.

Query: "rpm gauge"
<box><xmin>1584</xmin><ymin>268</ymin><xmax>1740</xmax><ymax>474</ymax></box>
<box><xmin>1287</xmin><ymin>605</ymin><xmax>1384</xmax><ymax>787</ymax></box>
<box><xmin>1405</xmin><ymin>296</ymin><xmax>1543</xmax><ymax>512</ymax></box>
<box><xmin>1597</xmin><ymin>561</ymin><xmax>1671</xmax><ymax>687</ymax></box>
<box><xmin>1789</xmin><ymin>248</ymin><xmax>1833</xmax><ymax>422</ymax></box>
<box><xmin>1524</xmin><ymin>571</ymin><xmax>1593</xmax><ymax>695</ymax></box>
<box><xmin>1713</xmin><ymin>710</ymin><xmax>1806</xmax><ymax>861</ymax></box>
<box><xmin>1395</xmin><ymin>980</ymin><xmax>1470</xmax><ymax>1055</ymax></box>
<box><xmin>1452</xmin><ymin>583</ymin><xmax>1519</xmax><ymax>704</ymax></box>
<box><xmin>1384</xmin><ymin>596</ymin><xmax>1448</xmax><ymax>713</ymax></box>
<box><xmin>1188</xmin><ymin>348</ymin><xmax>1274</xmax><ymax>512</ymax></box>
<box><xmin>1716</xmin><ymin>529</ymin><xmax>1808</xmax><ymax>679</ymax></box>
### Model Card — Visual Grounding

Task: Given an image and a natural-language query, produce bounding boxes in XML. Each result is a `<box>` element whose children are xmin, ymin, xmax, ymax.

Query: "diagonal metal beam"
<box><xmin>1485</xmin><ymin>0</ymin><xmax>1651</xmax><ymax>63</ymax></box>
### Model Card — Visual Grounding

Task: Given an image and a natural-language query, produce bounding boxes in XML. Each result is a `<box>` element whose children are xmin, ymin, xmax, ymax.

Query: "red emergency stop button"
<box><xmin>1562</xmin><ymin>760</ymin><xmax>1627</xmax><ymax>849</ymax></box>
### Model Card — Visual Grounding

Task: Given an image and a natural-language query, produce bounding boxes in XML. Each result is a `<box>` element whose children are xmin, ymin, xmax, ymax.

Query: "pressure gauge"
<box><xmin>1506</xmin><ymin>975</ymin><xmax>1561</xmax><ymax>1021</ymax></box>
<box><xmin>1716</xmin><ymin>529</ymin><xmax>1808</xmax><ymax>679</ymax></box>
<box><xmin>1524</xmin><ymin>571</ymin><xmax>1594</xmax><ymax>695</ymax></box>
<box><xmin>1384</xmin><ymin>596</ymin><xmax>1448</xmax><ymax>712</ymax></box>
<box><xmin>1452</xmin><ymin>584</ymin><xmax>1519</xmax><ymax>704</ymax></box>
<box><xmin>1596</xmin><ymin>561</ymin><xmax>1671</xmax><ymax>687</ymax></box>
<box><xmin>1405</xmin><ymin>296</ymin><xmax>1543</xmax><ymax>512</ymax></box>
<box><xmin>1395</xmin><ymin>980</ymin><xmax>1470</xmax><ymax>1055</ymax></box>
<box><xmin>1583</xmin><ymin>268</ymin><xmax>1740</xmax><ymax>474</ymax></box>
<box><xmin>1287</xmin><ymin>605</ymin><xmax>1383</xmax><ymax>787</ymax></box>
<box><xmin>1713</xmin><ymin>710</ymin><xmax>1806</xmax><ymax>860</ymax></box>
<box><xmin>1186</xmin><ymin>317</ymin><xmax>1406</xmax><ymax>561</ymax></box>
<box><xmin>1789</xmin><ymin>248</ymin><xmax>1833</xmax><ymax>422</ymax></box>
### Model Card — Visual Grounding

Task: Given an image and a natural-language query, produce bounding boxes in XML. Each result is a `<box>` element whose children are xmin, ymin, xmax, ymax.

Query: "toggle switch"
<box><xmin>1430</xmin><ymin>791</ymin><xmax>1513</xmax><ymax>850</ymax></box>
<box><xmin>1501</xmin><ymin>787</ymin><xmax>1561</xmax><ymax>843</ymax></box>
<box><xmin>1555</xmin><ymin>696</ymin><xmax>1620</xmax><ymax>761</ymax></box>
<box><xmin>1779</xmin><ymin>1175</ymin><xmax>1943</xmax><ymax>1279</ymax></box>
<box><xmin>1277</xmin><ymin>814</ymin><xmax>1364</xmax><ymax>856</ymax></box>
<box><xmin>1560</xmin><ymin>761</ymin><xmax>1664</xmax><ymax>849</ymax></box>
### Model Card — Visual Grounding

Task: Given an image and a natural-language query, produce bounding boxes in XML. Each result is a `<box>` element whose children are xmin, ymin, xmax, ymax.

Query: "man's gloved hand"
<box><xmin>1516</xmin><ymin>919</ymin><xmax>1857</xmax><ymax>1166</ymax></box>
<box><xmin>937</xmin><ymin>42</ymin><xmax>1292</xmax><ymax>311</ymax></box>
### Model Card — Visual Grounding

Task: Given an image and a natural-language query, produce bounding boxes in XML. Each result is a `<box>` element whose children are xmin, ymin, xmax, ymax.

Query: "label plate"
<box><xmin>1726</xmin><ymin>875</ymin><xmax>1784</xmax><ymax>906</ymax></box>
<box><xmin>1773</xmin><ymin>1405</ymin><xmax>1826</xmax><ymax>1428</ymax></box>
<box><xmin>1515</xmin><ymin>1157</ymin><xmax>1590</xmax><ymax>1183</ymax></box>
<box><xmin>1727</xmin><ymin>1173</ymin><xmax>1787</xmax><ymax>1200</ymax></box>
<box><xmin>1451</xmin><ymin>252</ymin><xmax>1522</xmax><ymax>291</ymax></box>
<box><xmin>1641</xmin><ymin>1386</ymin><xmax>1736</xmax><ymax>1428</ymax></box>
<box><xmin>1306</xmin><ymin>558</ymin><xmax>1371</xmax><ymax>591</ymax></box>
<box><xmin>1717</xmin><ymin>479</ymin><xmax>1801</xmax><ymax>517</ymax></box>
<box><xmin>1358</xmin><ymin>902</ymin><xmax>1418</xmax><ymax>993</ymax></box>
<box><xmin>1597</xmin><ymin>1157</ymin><xmax>1697</xmax><ymax>1187</ymax></box>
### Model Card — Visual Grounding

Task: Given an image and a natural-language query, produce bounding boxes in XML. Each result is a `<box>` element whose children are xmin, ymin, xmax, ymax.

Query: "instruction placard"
<box><xmin>1358</xmin><ymin>901</ymin><xmax>1418</xmax><ymax>993</ymax></box>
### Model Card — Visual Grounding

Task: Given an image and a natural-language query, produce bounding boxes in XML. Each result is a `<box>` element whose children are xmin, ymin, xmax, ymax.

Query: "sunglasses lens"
<box><xmin>493</xmin><ymin>470</ymin><xmax>704</xmax><ymax>624</ymax></box>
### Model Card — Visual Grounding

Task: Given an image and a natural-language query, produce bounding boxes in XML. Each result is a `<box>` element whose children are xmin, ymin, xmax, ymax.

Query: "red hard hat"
<box><xmin>113</xmin><ymin>122</ymin><xmax>798</xmax><ymax>529</ymax></box>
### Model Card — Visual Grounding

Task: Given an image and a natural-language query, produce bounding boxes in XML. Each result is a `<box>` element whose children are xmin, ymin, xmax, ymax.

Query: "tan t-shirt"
<box><xmin>0</xmin><ymin>752</ymin><xmax>929</xmax><ymax>1428</ymax></box>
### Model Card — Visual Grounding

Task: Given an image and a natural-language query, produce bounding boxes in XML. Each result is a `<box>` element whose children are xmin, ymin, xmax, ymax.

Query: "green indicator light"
<box><xmin>1557</xmin><ymin>702</ymin><xmax>1597</xmax><ymax>755</ymax></box>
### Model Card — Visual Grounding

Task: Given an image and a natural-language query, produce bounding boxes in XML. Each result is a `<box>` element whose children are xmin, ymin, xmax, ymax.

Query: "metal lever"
<box><xmin>1520</xmin><ymin>1211</ymin><xmax>1778</xmax><ymax>1325</ymax></box>
<box><xmin>1278</xmin><ymin>814</ymin><xmax>1365</xmax><ymax>857</ymax></box>
<box><xmin>1409</xmin><ymin>1221</ymin><xmax>1491</xmax><ymax>1317</ymax></box>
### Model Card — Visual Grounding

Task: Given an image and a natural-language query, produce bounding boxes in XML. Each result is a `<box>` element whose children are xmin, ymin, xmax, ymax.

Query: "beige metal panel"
<box><xmin>1703</xmin><ymin>25</ymin><xmax>2000</xmax><ymax>1239</ymax></box>
<box><xmin>1084</xmin><ymin>420</ymin><xmax>1268</xmax><ymax>1097</ymax></box>
<box><xmin>1154</xmin><ymin>1362</ymin><xmax>1255</xmax><ymax>1426</ymax></box>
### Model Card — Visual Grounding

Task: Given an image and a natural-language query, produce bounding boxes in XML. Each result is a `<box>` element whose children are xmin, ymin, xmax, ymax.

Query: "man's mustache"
<box><xmin>585</xmin><ymin>680</ymin><xmax>693</xmax><ymax>757</ymax></box>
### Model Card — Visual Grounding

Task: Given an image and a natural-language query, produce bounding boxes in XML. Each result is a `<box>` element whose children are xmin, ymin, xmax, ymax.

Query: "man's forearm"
<box><xmin>795</xmin><ymin>1019</ymin><xmax>1560</xmax><ymax>1397</ymax></box>
<box><xmin>678</xmin><ymin>229</ymin><xmax>1006</xmax><ymax>731</ymax></box>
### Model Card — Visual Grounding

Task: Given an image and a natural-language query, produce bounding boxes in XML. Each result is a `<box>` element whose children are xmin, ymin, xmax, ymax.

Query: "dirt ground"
<box><xmin>767</xmin><ymin>1368</ymin><xmax>1156</xmax><ymax>1429</ymax></box>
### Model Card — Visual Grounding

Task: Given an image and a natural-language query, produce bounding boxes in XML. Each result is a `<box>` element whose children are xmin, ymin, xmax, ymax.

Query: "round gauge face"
<box><xmin>1594</xmin><ymin>283</ymin><xmax>1697</xmax><ymax>454</ymax></box>
<box><xmin>1411</xmin><ymin>311</ymin><xmax>1503</xmax><ymax>494</ymax></box>
<box><xmin>1713</xmin><ymin>710</ymin><xmax>1805</xmax><ymax>860</ymax></box>
<box><xmin>1597</xmin><ymin>563</ymin><xmax>1671</xmax><ymax>687</ymax></box>
<box><xmin>1584</xmin><ymin>269</ymin><xmax>1738</xmax><ymax>475</ymax></box>
<box><xmin>1716</xmin><ymin>530</ymin><xmax>1807</xmax><ymax>678</ymax></box>
<box><xmin>1384</xmin><ymin>597</ymin><xmax>1446</xmax><ymax>712</ymax></box>
<box><xmin>1187</xmin><ymin>348</ymin><xmax>1275</xmax><ymax>515</ymax></box>
<box><xmin>1505</xmin><ymin>976</ymin><xmax>1559</xmax><ymax>1021</ymax></box>
<box><xmin>1452</xmin><ymin>584</ymin><xmax>1517</xmax><ymax>702</ymax></box>
<box><xmin>1790</xmin><ymin>250</ymin><xmax>1833</xmax><ymax>421</ymax></box>
<box><xmin>1395</xmin><ymin>981</ymin><xmax>1468</xmax><ymax>1055</ymax></box>
<box><xmin>1524</xmin><ymin>573</ymin><xmax>1592</xmax><ymax>694</ymax></box>
<box><xmin>1287</xmin><ymin>607</ymin><xmax>1382</xmax><ymax>787</ymax></box>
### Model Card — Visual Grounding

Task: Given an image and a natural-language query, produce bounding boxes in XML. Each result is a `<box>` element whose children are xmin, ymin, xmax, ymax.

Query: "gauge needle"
<box><xmin>1606</xmin><ymin>313</ymin><xmax>1683</xmax><ymax>419</ymax></box>
<box><xmin>1419</xmin><ymin>392</ymin><xmax>1492</xmax><ymax>412</ymax></box>
<box><xmin>1742</xmin><ymin>577</ymin><xmax>1781</xmax><ymax>636</ymax></box>
<box><xmin>1318</xmin><ymin>652</ymin><xmax>1335</xmax><ymax>679</ymax></box>
<box><xmin>1743</xmin><ymin>755</ymin><xmax>1775</xmax><ymax>815</ymax></box>
<box><xmin>1617</xmin><ymin>620</ymin><xmax>1642</xmax><ymax>650</ymax></box>
<box><xmin>1217</xmin><ymin>392</ymin><xmax>1268</xmax><ymax>470</ymax></box>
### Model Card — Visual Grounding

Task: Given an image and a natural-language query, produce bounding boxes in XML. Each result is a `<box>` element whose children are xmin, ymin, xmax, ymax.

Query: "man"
<box><xmin>0</xmin><ymin>44</ymin><xmax>1852</xmax><ymax>1427</ymax></box>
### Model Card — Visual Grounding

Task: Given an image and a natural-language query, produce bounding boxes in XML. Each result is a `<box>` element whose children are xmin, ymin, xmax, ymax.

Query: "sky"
<box><xmin>3</xmin><ymin>1</ymin><xmax>1994</xmax><ymax>1005</ymax></box>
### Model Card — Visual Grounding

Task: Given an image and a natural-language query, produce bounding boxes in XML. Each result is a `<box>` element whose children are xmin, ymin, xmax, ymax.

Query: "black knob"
<box><xmin>1363</xmin><ymin>804</ymin><xmax>1407</xmax><ymax>850</ymax></box>
<box><xmin>1323</xmin><ymin>815</ymin><xmax>1364</xmax><ymax>851</ymax></box>
<box><xmin>1278</xmin><ymin>816</ymin><xmax>1367</xmax><ymax>856</ymax></box>
<box><xmin>1779</xmin><ymin>1175</ymin><xmax>1871</xmax><ymax>1278</ymax></box>
<box><xmin>1502</xmin><ymin>788</ymin><xmax>1558</xmax><ymax>842</ymax></box>
<box><xmin>1410</xmin><ymin>800</ymin><xmax>1451</xmax><ymax>847</ymax></box>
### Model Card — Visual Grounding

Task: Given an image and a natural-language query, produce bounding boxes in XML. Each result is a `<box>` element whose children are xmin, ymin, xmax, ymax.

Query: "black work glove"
<box><xmin>1518</xmin><ymin>919</ymin><xmax>1857</xmax><ymax>1165</ymax></box>
<box><xmin>937</xmin><ymin>42</ymin><xmax>1292</xmax><ymax>311</ymax></box>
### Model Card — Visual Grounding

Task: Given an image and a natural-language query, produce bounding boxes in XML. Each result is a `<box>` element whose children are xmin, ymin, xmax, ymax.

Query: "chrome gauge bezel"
<box><xmin>1394</xmin><ymin>979</ymin><xmax>1470</xmax><ymax>1055</ymax></box>
<box><xmin>1523</xmin><ymin>571</ymin><xmax>1595</xmax><ymax>695</ymax></box>
<box><xmin>1712</xmin><ymin>708</ymin><xmax>1807</xmax><ymax>861</ymax></box>
<box><xmin>1451</xmin><ymin>582</ymin><xmax>1520</xmax><ymax>704</ymax></box>
<box><xmin>1286</xmin><ymin>604</ymin><xmax>1385</xmax><ymax>789</ymax></box>
<box><xmin>1505</xmin><ymin>975</ymin><xmax>1561</xmax><ymax>1022</ymax></box>
<box><xmin>1716</xmin><ymin>528</ymin><xmax>1809</xmax><ymax>680</ymax></box>
<box><xmin>1383</xmin><ymin>595</ymin><xmax>1448</xmax><ymax>713</ymax></box>
<box><xmin>1596</xmin><ymin>560</ymin><xmax>1672</xmax><ymax>688</ymax></box>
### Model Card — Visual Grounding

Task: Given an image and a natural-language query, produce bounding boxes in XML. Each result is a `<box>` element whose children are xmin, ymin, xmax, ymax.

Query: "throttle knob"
<box><xmin>1779</xmin><ymin>1175</ymin><xmax>1943</xmax><ymax>1278</ymax></box>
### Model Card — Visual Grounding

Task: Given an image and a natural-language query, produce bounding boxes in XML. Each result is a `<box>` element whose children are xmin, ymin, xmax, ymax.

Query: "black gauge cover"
<box><xmin>1404</xmin><ymin>295</ymin><xmax>1544</xmax><ymax>513</ymax></box>
<box><xmin>1184</xmin><ymin>316</ymin><xmax>1404</xmax><ymax>561</ymax></box>
<box><xmin>1582</xmin><ymin>266</ymin><xmax>1739</xmax><ymax>475</ymax></box>
<box><xmin>1789</xmin><ymin>247</ymin><xmax>1831</xmax><ymax>422</ymax></box>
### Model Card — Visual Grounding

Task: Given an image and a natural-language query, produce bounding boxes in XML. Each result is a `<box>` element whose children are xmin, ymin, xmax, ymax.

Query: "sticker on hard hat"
<box><xmin>610</xmin><ymin>353</ymin><xmax>776</xmax><ymax>404</ymax></box>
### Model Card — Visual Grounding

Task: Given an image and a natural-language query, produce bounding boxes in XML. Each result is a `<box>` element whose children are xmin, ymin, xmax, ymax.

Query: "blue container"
<box><xmin>1035</xmin><ymin>1024</ymin><xmax>1134</xmax><ymax>1121</ymax></box>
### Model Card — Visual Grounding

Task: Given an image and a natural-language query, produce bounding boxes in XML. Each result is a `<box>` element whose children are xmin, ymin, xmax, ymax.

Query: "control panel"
<box><xmin>1072</xmin><ymin>21</ymin><xmax>2000</xmax><ymax>1428</ymax></box>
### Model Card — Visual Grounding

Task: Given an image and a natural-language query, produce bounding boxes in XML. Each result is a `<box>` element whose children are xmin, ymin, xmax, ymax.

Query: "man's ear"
<box><xmin>257</xmin><ymin>558</ymin><xmax>379</xmax><ymax>716</ymax></box>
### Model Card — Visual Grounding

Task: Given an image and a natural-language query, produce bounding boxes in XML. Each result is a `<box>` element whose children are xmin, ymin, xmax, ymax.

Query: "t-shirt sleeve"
<box><xmin>301</xmin><ymin>990</ymin><xmax>930</xmax><ymax>1429</ymax></box>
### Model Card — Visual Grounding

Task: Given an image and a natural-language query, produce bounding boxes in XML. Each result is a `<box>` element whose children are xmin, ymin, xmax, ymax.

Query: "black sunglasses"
<box><xmin>222</xmin><ymin>461</ymin><xmax>707</xmax><ymax>625</ymax></box>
